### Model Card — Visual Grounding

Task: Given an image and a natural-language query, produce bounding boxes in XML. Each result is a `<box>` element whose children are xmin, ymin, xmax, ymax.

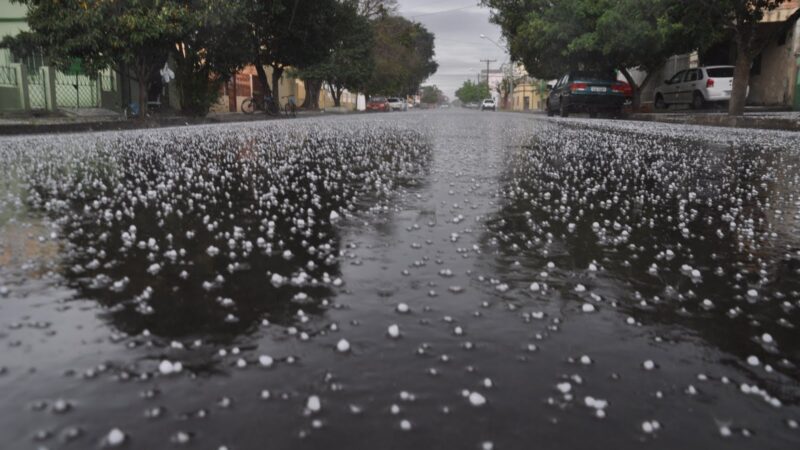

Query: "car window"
<box><xmin>706</xmin><ymin>67</ymin><xmax>734</xmax><ymax>78</ymax></box>
<box><xmin>558</xmin><ymin>75</ymin><xmax>569</xmax><ymax>88</ymax></box>
<box><xmin>668</xmin><ymin>71</ymin><xmax>684</xmax><ymax>84</ymax></box>
<box><xmin>684</xmin><ymin>70</ymin><xmax>699</xmax><ymax>82</ymax></box>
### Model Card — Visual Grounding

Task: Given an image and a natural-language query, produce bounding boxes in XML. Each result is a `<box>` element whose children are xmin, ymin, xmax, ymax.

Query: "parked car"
<box><xmin>387</xmin><ymin>97</ymin><xmax>406</xmax><ymax>111</ymax></box>
<box><xmin>480</xmin><ymin>98</ymin><xmax>496</xmax><ymax>111</ymax></box>
<box><xmin>366</xmin><ymin>96</ymin><xmax>390</xmax><ymax>112</ymax></box>
<box><xmin>653</xmin><ymin>66</ymin><xmax>746</xmax><ymax>109</ymax></box>
<box><xmin>546</xmin><ymin>70</ymin><xmax>626</xmax><ymax>117</ymax></box>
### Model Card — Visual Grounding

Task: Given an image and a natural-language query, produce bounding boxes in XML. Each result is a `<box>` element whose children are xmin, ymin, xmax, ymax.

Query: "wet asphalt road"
<box><xmin>1</xmin><ymin>110</ymin><xmax>799</xmax><ymax>449</ymax></box>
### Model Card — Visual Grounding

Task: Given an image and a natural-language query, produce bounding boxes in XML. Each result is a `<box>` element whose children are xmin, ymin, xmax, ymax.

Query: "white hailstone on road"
<box><xmin>690</xmin><ymin>269</ymin><xmax>701</xmax><ymax>279</ymax></box>
<box><xmin>642</xmin><ymin>360</ymin><xmax>656</xmax><ymax>371</ymax></box>
<box><xmin>530</xmin><ymin>282</ymin><xmax>541</xmax><ymax>292</ymax></box>
<box><xmin>453</xmin><ymin>326</ymin><xmax>464</xmax><ymax>336</ymax></box>
<box><xmin>496</xmin><ymin>283</ymin><xmax>509</xmax><ymax>293</ymax></box>
<box><xmin>747</xmin><ymin>355</ymin><xmax>760</xmax><ymax>366</ymax></box>
<box><xmin>106</xmin><ymin>428</ymin><xmax>126</xmax><ymax>446</ymax></box>
<box><xmin>270</xmin><ymin>273</ymin><xmax>285</xmax><ymax>287</ymax></box>
<box><xmin>396</xmin><ymin>303</ymin><xmax>410</xmax><ymax>313</ymax></box>
<box><xmin>483</xmin><ymin>378</ymin><xmax>493</xmax><ymax>388</ymax></box>
<box><xmin>306</xmin><ymin>395</ymin><xmax>321</xmax><ymax>413</ymax></box>
<box><xmin>588</xmin><ymin>263</ymin><xmax>598</xmax><ymax>271</ymax></box>
<box><xmin>258</xmin><ymin>355</ymin><xmax>274</xmax><ymax>367</ymax></box>
<box><xmin>582</xmin><ymin>303</ymin><xmax>596</xmax><ymax>313</ymax></box>
<box><xmin>761</xmin><ymin>333</ymin><xmax>774</xmax><ymax>344</ymax></box>
<box><xmin>747</xmin><ymin>289</ymin><xmax>758</xmax><ymax>299</ymax></box>
<box><xmin>641</xmin><ymin>420</ymin><xmax>660</xmax><ymax>434</ymax></box>
<box><xmin>282</xmin><ymin>249</ymin><xmax>293</xmax><ymax>260</ymax></box>
<box><xmin>556</xmin><ymin>382</ymin><xmax>572</xmax><ymax>394</ymax></box>
<box><xmin>482</xmin><ymin>441</ymin><xmax>494</xmax><ymax>450</ymax></box>
<box><xmin>387</xmin><ymin>324</ymin><xmax>400</xmax><ymax>339</ymax></box>
<box><xmin>400</xmin><ymin>419</ymin><xmax>412</xmax><ymax>431</ymax></box>
<box><xmin>329</xmin><ymin>210</ymin><xmax>340</xmax><ymax>222</ymax></box>
<box><xmin>206</xmin><ymin>245</ymin><xmax>219</xmax><ymax>256</ymax></box>
<box><xmin>336</xmin><ymin>338</ymin><xmax>351</xmax><ymax>353</ymax></box>
<box><xmin>236</xmin><ymin>358</ymin><xmax>247</xmax><ymax>368</ymax></box>
<box><xmin>159</xmin><ymin>360</ymin><xmax>182</xmax><ymax>375</ymax></box>
<box><xmin>719</xmin><ymin>424</ymin><xmax>732</xmax><ymax>437</ymax></box>
<box><xmin>468</xmin><ymin>391</ymin><xmax>487</xmax><ymax>407</ymax></box>
<box><xmin>580</xmin><ymin>355</ymin><xmax>592</xmax><ymax>365</ymax></box>
<box><xmin>575</xmin><ymin>284</ymin><xmax>586</xmax><ymax>293</ymax></box>
<box><xmin>567</xmin><ymin>223</ymin><xmax>576</xmax><ymax>232</ymax></box>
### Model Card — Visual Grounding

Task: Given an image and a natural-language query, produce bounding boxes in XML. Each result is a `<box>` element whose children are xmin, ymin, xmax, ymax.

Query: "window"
<box><xmin>706</xmin><ymin>67</ymin><xmax>734</xmax><ymax>78</ymax></box>
<box><xmin>669</xmin><ymin>71</ymin><xmax>685</xmax><ymax>84</ymax></box>
<box><xmin>684</xmin><ymin>70</ymin><xmax>699</xmax><ymax>82</ymax></box>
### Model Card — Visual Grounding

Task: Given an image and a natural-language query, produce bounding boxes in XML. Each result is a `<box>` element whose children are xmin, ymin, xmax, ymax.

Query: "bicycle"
<box><xmin>283</xmin><ymin>95</ymin><xmax>297</xmax><ymax>118</ymax></box>
<box><xmin>241</xmin><ymin>95</ymin><xmax>280</xmax><ymax>115</ymax></box>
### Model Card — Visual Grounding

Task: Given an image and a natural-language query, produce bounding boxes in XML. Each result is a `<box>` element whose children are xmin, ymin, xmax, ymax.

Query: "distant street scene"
<box><xmin>1</xmin><ymin>1</ymin><xmax>800</xmax><ymax>450</ymax></box>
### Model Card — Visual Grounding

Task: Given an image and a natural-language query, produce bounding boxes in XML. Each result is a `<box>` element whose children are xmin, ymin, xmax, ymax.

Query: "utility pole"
<box><xmin>480</xmin><ymin>59</ymin><xmax>496</xmax><ymax>85</ymax></box>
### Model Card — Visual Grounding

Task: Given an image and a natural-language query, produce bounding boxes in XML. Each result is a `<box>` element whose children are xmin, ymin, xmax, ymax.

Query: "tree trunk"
<box><xmin>271</xmin><ymin>66</ymin><xmax>283</xmax><ymax>103</ymax></box>
<box><xmin>301</xmin><ymin>79</ymin><xmax>321</xmax><ymax>109</ymax></box>
<box><xmin>620</xmin><ymin>68</ymin><xmax>654</xmax><ymax>112</ymax></box>
<box><xmin>329</xmin><ymin>84</ymin><xmax>343</xmax><ymax>107</ymax></box>
<box><xmin>729</xmin><ymin>45</ymin><xmax>752</xmax><ymax>117</ymax></box>
<box><xmin>254</xmin><ymin>60</ymin><xmax>272</xmax><ymax>98</ymax></box>
<box><xmin>135</xmin><ymin>62</ymin><xmax>148</xmax><ymax>119</ymax></box>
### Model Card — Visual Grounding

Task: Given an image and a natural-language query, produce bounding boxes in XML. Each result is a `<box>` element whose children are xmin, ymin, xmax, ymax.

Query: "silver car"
<box><xmin>387</xmin><ymin>97</ymin><xmax>406</xmax><ymax>111</ymax></box>
<box><xmin>654</xmin><ymin>66</ymin><xmax>748</xmax><ymax>109</ymax></box>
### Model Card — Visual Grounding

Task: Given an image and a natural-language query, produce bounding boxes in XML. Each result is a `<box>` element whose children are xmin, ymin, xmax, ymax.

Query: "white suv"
<box><xmin>387</xmin><ymin>97</ymin><xmax>406</xmax><ymax>111</ymax></box>
<box><xmin>654</xmin><ymin>66</ymin><xmax>747</xmax><ymax>109</ymax></box>
<box><xmin>480</xmin><ymin>98</ymin><xmax>496</xmax><ymax>111</ymax></box>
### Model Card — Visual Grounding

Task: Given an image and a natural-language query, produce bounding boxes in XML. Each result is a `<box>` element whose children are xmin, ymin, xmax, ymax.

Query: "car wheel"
<box><xmin>559</xmin><ymin>99</ymin><xmax>569</xmax><ymax>117</ymax></box>
<box><xmin>691</xmin><ymin>92</ymin><xmax>705</xmax><ymax>110</ymax></box>
<box><xmin>654</xmin><ymin>94</ymin><xmax>667</xmax><ymax>110</ymax></box>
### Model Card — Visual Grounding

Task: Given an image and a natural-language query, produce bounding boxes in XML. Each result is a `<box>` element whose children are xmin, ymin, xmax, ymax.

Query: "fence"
<box><xmin>54</xmin><ymin>71</ymin><xmax>98</xmax><ymax>109</ymax></box>
<box><xmin>0</xmin><ymin>66</ymin><xmax>16</xmax><ymax>87</ymax></box>
<box><xmin>27</xmin><ymin>69</ymin><xmax>47</xmax><ymax>109</ymax></box>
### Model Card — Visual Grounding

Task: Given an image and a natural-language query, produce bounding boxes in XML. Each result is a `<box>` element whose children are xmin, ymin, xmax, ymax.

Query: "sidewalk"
<box><xmin>627</xmin><ymin>107</ymin><xmax>800</xmax><ymax>132</ymax></box>
<box><xmin>0</xmin><ymin>109</ymin><xmax>325</xmax><ymax>136</ymax></box>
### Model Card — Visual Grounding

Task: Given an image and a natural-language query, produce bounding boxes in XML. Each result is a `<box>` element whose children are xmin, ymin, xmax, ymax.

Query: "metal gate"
<box><xmin>55</xmin><ymin>71</ymin><xmax>98</xmax><ymax>108</ymax></box>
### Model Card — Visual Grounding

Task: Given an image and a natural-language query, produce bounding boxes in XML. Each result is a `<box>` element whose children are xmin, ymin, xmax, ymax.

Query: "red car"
<box><xmin>366</xmin><ymin>96</ymin><xmax>390</xmax><ymax>112</ymax></box>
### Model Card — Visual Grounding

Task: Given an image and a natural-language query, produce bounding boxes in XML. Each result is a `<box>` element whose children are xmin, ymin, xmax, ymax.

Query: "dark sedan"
<box><xmin>546</xmin><ymin>71</ymin><xmax>626</xmax><ymax>118</ymax></box>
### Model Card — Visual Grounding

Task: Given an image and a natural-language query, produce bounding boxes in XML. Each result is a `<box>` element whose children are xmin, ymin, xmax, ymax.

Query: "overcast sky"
<box><xmin>396</xmin><ymin>0</ymin><xmax>506</xmax><ymax>99</ymax></box>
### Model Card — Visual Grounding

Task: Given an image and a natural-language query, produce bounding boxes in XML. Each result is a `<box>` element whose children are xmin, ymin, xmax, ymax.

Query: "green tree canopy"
<box><xmin>455</xmin><ymin>80</ymin><xmax>490</xmax><ymax>104</ymax></box>
<box><xmin>364</xmin><ymin>15</ymin><xmax>438</xmax><ymax>96</ymax></box>
<box><xmin>296</xmin><ymin>1</ymin><xmax>374</xmax><ymax>108</ymax></box>
<box><xmin>421</xmin><ymin>85</ymin><xmax>443</xmax><ymax>104</ymax></box>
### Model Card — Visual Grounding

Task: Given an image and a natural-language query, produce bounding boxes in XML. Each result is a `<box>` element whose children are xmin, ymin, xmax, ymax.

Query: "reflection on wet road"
<box><xmin>1</xmin><ymin>111</ymin><xmax>799</xmax><ymax>449</ymax></box>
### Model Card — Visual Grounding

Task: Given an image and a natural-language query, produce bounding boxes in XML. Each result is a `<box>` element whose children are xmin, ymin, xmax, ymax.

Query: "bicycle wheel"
<box><xmin>241</xmin><ymin>98</ymin><xmax>256</xmax><ymax>115</ymax></box>
<box><xmin>266</xmin><ymin>101</ymin><xmax>280</xmax><ymax>116</ymax></box>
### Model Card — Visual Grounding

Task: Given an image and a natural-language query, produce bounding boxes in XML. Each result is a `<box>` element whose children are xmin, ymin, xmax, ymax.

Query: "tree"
<box><xmin>421</xmin><ymin>85</ymin><xmax>442</xmax><ymax>104</ymax></box>
<box><xmin>455</xmin><ymin>80</ymin><xmax>490</xmax><ymax>104</ymax></box>
<box><xmin>683</xmin><ymin>0</ymin><xmax>800</xmax><ymax>115</ymax></box>
<box><xmin>482</xmin><ymin>0</ymin><xmax>699</xmax><ymax>110</ymax></box>
<box><xmin>296</xmin><ymin>1</ymin><xmax>374</xmax><ymax>108</ymax></box>
<box><xmin>364</xmin><ymin>15</ymin><xmax>438</xmax><ymax>96</ymax></box>
<box><xmin>353</xmin><ymin>0</ymin><xmax>398</xmax><ymax>19</ymax></box>
<box><xmin>172</xmin><ymin>0</ymin><xmax>250</xmax><ymax>116</ymax></box>
<box><xmin>241</xmin><ymin>0</ymin><xmax>339</xmax><ymax>103</ymax></box>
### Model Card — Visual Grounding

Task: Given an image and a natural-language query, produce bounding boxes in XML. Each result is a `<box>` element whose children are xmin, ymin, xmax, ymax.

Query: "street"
<box><xmin>1</xmin><ymin>110</ymin><xmax>799</xmax><ymax>449</ymax></box>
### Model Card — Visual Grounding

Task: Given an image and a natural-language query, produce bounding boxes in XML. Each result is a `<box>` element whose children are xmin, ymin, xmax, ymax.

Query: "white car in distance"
<box><xmin>480</xmin><ymin>98</ymin><xmax>496</xmax><ymax>111</ymax></box>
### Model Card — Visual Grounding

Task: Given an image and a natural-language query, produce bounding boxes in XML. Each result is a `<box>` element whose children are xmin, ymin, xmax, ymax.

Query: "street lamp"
<box><xmin>481</xmin><ymin>34</ymin><xmax>513</xmax><ymax>111</ymax></box>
